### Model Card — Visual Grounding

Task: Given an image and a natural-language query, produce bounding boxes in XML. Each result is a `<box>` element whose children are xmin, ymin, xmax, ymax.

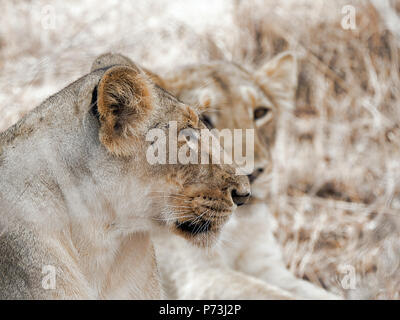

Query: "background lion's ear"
<box><xmin>255</xmin><ymin>51</ymin><xmax>298</xmax><ymax>110</ymax></box>
<box><xmin>141</xmin><ymin>67</ymin><xmax>166</xmax><ymax>88</ymax></box>
<box><xmin>97</xmin><ymin>65</ymin><xmax>153</xmax><ymax>157</ymax></box>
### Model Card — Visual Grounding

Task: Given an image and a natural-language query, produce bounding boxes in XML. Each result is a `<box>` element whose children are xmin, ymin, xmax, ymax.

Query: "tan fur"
<box><xmin>0</xmin><ymin>56</ymin><xmax>249</xmax><ymax>299</ymax></box>
<box><xmin>160</xmin><ymin>55</ymin><xmax>296</xmax><ymax>199</ymax></box>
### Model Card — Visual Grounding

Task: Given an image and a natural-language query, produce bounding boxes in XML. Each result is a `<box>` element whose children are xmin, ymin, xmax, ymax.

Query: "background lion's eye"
<box><xmin>254</xmin><ymin>106</ymin><xmax>271</xmax><ymax>120</ymax></box>
<box><xmin>201</xmin><ymin>114</ymin><xmax>214</xmax><ymax>129</ymax></box>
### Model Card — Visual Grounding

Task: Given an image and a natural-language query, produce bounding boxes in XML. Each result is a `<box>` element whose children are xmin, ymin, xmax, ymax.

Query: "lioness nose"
<box><xmin>231</xmin><ymin>189</ymin><xmax>251</xmax><ymax>206</ymax></box>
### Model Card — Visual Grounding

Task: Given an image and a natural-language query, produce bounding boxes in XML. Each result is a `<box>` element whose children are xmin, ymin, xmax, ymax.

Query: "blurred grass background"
<box><xmin>0</xmin><ymin>0</ymin><xmax>399</xmax><ymax>299</ymax></box>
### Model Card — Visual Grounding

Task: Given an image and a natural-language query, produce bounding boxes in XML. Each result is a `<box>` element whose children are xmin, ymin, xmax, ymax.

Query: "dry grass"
<box><xmin>0</xmin><ymin>0</ymin><xmax>399</xmax><ymax>299</ymax></box>
<box><xmin>231</xmin><ymin>0</ymin><xmax>400</xmax><ymax>299</ymax></box>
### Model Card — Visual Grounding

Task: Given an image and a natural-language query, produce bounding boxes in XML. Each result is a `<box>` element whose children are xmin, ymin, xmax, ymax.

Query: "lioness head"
<box><xmin>90</xmin><ymin>54</ymin><xmax>250</xmax><ymax>246</ymax></box>
<box><xmin>162</xmin><ymin>52</ymin><xmax>297</xmax><ymax>199</ymax></box>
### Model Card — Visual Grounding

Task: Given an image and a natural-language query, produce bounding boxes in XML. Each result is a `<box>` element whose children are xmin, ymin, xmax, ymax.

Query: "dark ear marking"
<box><xmin>200</xmin><ymin>114</ymin><xmax>214</xmax><ymax>129</ymax></box>
<box><xmin>90</xmin><ymin>85</ymin><xmax>100</xmax><ymax>121</ymax></box>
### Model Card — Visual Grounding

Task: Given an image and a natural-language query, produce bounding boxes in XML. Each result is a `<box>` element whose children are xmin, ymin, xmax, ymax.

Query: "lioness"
<box><xmin>153</xmin><ymin>52</ymin><xmax>341</xmax><ymax>299</ymax></box>
<box><xmin>0</xmin><ymin>59</ymin><xmax>249</xmax><ymax>299</ymax></box>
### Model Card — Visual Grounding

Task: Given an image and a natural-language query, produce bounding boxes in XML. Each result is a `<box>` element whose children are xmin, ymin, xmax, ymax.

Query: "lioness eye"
<box><xmin>254</xmin><ymin>106</ymin><xmax>271</xmax><ymax>120</ymax></box>
<box><xmin>201</xmin><ymin>114</ymin><xmax>214</xmax><ymax>129</ymax></box>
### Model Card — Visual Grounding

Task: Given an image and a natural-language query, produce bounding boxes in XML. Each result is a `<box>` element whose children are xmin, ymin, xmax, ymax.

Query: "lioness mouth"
<box><xmin>175</xmin><ymin>218</ymin><xmax>212</xmax><ymax>235</ymax></box>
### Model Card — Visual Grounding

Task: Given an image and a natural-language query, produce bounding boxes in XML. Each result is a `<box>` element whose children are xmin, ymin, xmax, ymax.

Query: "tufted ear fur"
<box><xmin>96</xmin><ymin>65</ymin><xmax>153</xmax><ymax>157</ymax></box>
<box><xmin>255</xmin><ymin>51</ymin><xmax>298</xmax><ymax>110</ymax></box>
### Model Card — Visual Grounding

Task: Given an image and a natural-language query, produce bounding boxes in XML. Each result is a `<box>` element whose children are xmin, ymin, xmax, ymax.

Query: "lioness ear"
<box><xmin>255</xmin><ymin>51</ymin><xmax>298</xmax><ymax>110</ymax></box>
<box><xmin>91</xmin><ymin>53</ymin><xmax>135</xmax><ymax>72</ymax></box>
<box><xmin>97</xmin><ymin>65</ymin><xmax>153</xmax><ymax>157</ymax></box>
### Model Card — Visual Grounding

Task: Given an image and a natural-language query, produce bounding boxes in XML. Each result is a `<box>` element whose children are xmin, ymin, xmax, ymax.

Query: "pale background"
<box><xmin>1</xmin><ymin>0</ymin><xmax>400</xmax><ymax>299</ymax></box>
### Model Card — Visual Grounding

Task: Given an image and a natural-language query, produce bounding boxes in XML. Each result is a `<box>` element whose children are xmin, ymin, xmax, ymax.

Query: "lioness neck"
<box><xmin>0</xmin><ymin>75</ymin><xmax>159</xmax><ymax>298</ymax></box>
